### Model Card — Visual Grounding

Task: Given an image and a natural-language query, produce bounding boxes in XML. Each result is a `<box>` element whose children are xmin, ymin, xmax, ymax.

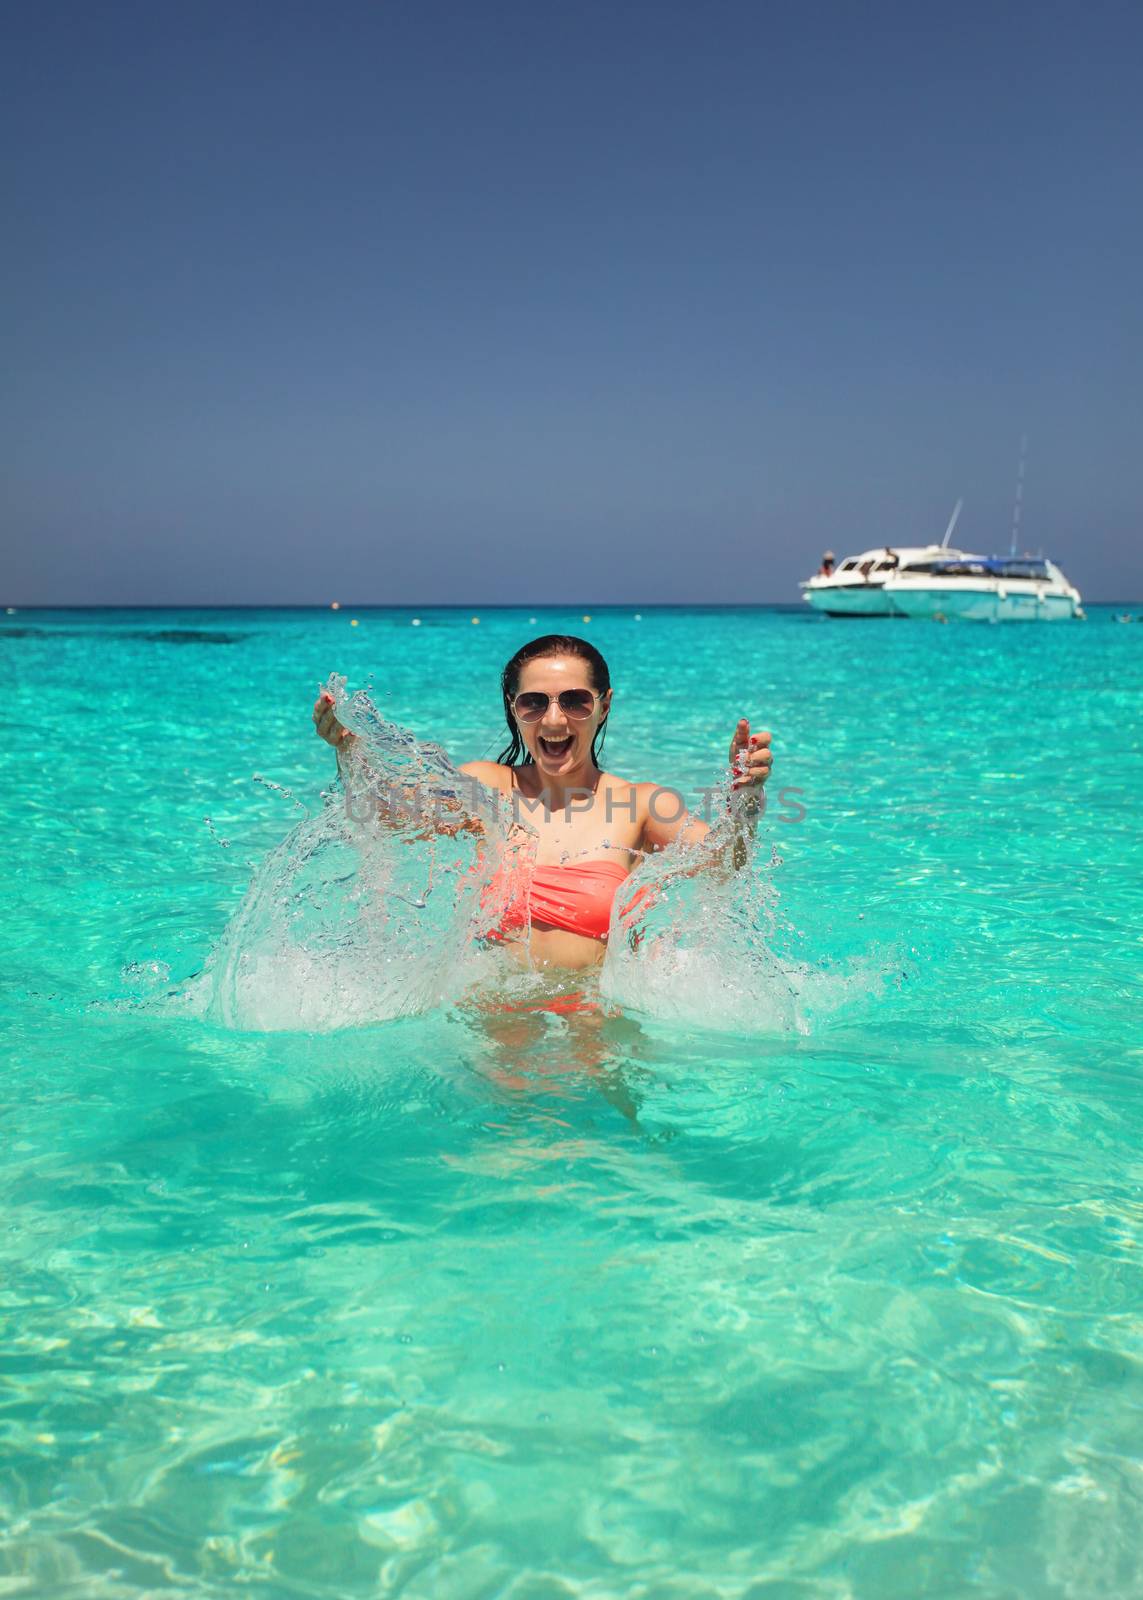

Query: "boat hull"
<box><xmin>802</xmin><ymin>584</ymin><xmax>904</xmax><ymax>617</ymax></box>
<box><xmin>886</xmin><ymin>584</ymin><xmax>1080</xmax><ymax>622</ymax></box>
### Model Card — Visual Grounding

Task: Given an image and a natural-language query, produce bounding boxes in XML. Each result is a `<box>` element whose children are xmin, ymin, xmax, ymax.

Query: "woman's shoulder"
<box><xmin>601</xmin><ymin>773</ymin><xmax>698</xmax><ymax>825</ymax></box>
<box><xmin>600</xmin><ymin>769</ymin><xmax>661</xmax><ymax>789</ymax></box>
<box><xmin>458</xmin><ymin>760</ymin><xmax>514</xmax><ymax>794</ymax></box>
<box><xmin>599</xmin><ymin>772</ymin><xmax>657</xmax><ymax>807</ymax></box>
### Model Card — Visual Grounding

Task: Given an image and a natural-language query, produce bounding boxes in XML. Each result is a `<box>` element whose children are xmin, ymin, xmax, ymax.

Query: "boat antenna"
<box><xmin>940</xmin><ymin>498</ymin><xmax>963</xmax><ymax>549</ymax></box>
<box><xmin>1009</xmin><ymin>433</ymin><xmax>1028</xmax><ymax>558</ymax></box>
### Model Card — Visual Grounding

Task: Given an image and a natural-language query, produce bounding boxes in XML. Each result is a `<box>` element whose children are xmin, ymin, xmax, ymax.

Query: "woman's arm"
<box><xmin>639</xmin><ymin>791</ymin><xmax>757</xmax><ymax>874</ymax></box>
<box><xmin>639</xmin><ymin>719</ymin><xmax>772</xmax><ymax>871</ymax></box>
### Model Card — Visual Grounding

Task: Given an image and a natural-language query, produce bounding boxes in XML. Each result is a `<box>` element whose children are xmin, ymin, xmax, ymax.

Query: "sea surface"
<box><xmin>1</xmin><ymin>603</ymin><xmax>1141</xmax><ymax>1599</ymax></box>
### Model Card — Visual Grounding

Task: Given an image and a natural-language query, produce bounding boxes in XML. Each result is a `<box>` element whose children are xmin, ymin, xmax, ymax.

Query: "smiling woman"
<box><xmin>313</xmin><ymin>633</ymin><xmax>773</xmax><ymax>971</ymax></box>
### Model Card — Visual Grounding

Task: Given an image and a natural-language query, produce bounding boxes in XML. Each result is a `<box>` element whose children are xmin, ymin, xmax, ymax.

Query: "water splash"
<box><xmin>194</xmin><ymin>677</ymin><xmax>524</xmax><ymax>1031</ymax></box>
<box><xmin>188</xmin><ymin>678</ymin><xmax>888</xmax><ymax>1035</ymax></box>
<box><xmin>599</xmin><ymin>805</ymin><xmax>881</xmax><ymax>1034</ymax></box>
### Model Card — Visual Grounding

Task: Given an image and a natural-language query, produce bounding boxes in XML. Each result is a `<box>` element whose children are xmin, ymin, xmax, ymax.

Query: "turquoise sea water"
<box><xmin>2</xmin><ymin>604</ymin><xmax>1142</xmax><ymax>1598</ymax></box>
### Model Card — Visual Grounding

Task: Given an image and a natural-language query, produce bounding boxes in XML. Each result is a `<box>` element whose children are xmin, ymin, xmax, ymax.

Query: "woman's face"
<box><xmin>513</xmin><ymin>654</ymin><xmax>611</xmax><ymax>777</ymax></box>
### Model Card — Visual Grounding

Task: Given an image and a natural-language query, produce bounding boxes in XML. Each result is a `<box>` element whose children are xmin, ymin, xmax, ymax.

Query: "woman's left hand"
<box><xmin>729</xmin><ymin>719</ymin><xmax>773</xmax><ymax>791</ymax></box>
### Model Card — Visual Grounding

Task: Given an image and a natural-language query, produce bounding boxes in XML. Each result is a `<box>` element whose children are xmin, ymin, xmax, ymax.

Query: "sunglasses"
<box><xmin>512</xmin><ymin>688</ymin><xmax>601</xmax><ymax>723</ymax></box>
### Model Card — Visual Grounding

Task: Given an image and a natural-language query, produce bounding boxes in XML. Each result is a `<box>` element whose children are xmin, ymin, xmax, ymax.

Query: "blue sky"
<box><xmin>3</xmin><ymin>0</ymin><xmax>1141</xmax><ymax>603</ymax></box>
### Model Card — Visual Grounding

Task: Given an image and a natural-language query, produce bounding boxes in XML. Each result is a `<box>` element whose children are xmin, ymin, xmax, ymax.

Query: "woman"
<box><xmin>313</xmin><ymin>633</ymin><xmax>772</xmax><ymax>972</ymax></box>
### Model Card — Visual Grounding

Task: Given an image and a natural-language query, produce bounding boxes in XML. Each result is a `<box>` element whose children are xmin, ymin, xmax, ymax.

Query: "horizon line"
<box><xmin>3</xmin><ymin>598</ymin><xmax>1139</xmax><ymax>611</ymax></box>
<box><xmin>1</xmin><ymin>600</ymin><xmax>812</xmax><ymax>612</ymax></box>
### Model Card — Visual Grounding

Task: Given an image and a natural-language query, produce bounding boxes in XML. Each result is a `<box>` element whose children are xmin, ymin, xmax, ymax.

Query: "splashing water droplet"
<box><xmin>121</xmin><ymin>959</ymin><xmax>171</xmax><ymax>990</ymax></box>
<box><xmin>252</xmin><ymin>773</ymin><xmax>309</xmax><ymax>818</ymax></box>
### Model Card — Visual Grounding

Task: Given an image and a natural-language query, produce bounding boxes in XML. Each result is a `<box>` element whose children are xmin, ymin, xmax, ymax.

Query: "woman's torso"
<box><xmin>484</xmin><ymin>766</ymin><xmax>645</xmax><ymax>969</ymax></box>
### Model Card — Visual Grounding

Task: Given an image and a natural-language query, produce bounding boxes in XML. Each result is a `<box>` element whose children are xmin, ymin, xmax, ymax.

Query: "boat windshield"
<box><xmin>924</xmin><ymin>558</ymin><xmax>1052</xmax><ymax>580</ymax></box>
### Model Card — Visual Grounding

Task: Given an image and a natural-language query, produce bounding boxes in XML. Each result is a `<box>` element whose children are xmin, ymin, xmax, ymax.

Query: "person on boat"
<box><xmin>312</xmin><ymin>633</ymin><xmax>773</xmax><ymax>972</ymax></box>
<box><xmin>819</xmin><ymin>551</ymin><xmax>835</xmax><ymax>576</ymax></box>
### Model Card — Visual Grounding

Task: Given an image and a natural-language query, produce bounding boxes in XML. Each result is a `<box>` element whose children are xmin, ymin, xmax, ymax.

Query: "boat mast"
<box><xmin>940</xmin><ymin>498</ymin><xmax>964</xmax><ymax>549</ymax></box>
<box><xmin>1009</xmin><ymin>433</ymin><xmax>1028</xmax><ymax>558</ymax></box>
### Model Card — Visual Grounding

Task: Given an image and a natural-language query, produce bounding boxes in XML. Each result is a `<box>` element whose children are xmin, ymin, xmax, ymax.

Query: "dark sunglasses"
<box><xmin>512</xmin><ymin>688</ymin><xmax>601</xmax><ymax>723</ymax></box>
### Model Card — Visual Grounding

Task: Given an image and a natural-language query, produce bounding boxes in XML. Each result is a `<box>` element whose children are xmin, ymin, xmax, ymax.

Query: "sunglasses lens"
<box><xmin>514</xmin><ymin>689</ymin><xmax>596</xmax><ymax>722</ymax></box>
<box><xmin>514</xmin><ymin>693</ymin><xmax>549</xmax><ymax>721</ymax></box>
<box><xmin>559</xmin><ymin>690</ymin><xmax>595</xmax><ymax>719</ymax></box>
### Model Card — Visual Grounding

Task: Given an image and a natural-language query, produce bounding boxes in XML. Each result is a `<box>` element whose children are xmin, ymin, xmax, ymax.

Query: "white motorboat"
<box><xmin>883</xmin><ymin>556</ymin><xmax>1083</xmax><ymax>622</ymax></box>
<box><xmin>800</xmin><ymin>542</ymin><xmax>982</xmax><ymax>616</ymax></box>
<box><xmin>800</xmin><ymin>501</ymin><xmax>978</xmax><ymax>617</ymax></box>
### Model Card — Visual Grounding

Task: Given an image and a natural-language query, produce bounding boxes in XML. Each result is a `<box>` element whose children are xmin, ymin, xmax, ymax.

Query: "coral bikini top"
<box><xmin>483</xmin><ymin>855</ymin><xmax>633</xmax><ymax>943</ymax></box>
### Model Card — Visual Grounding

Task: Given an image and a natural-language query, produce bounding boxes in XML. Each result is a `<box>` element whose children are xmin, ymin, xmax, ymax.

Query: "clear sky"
<box><xmin>3</xmin><ymin>0</ymin><xmax>1141</xmax><ymax>604</ymax></box>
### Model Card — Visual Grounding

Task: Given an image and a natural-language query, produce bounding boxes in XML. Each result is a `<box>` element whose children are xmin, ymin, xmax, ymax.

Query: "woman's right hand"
<box><xmin>312</xmin><ymin>691</ymin><xmax>354</xmax><ymax>750</ymax></box>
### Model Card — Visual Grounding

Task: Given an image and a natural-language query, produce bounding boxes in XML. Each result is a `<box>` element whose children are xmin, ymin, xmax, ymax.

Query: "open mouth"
<box><xmin>538</xmin><ymin>733</ymin><xmax>574</xmax><ymax>760</ymax></box>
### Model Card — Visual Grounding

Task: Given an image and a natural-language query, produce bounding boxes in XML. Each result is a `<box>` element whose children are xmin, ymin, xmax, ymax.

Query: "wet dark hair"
<box><xmin>496</xmin><ymin>634</ymin><xmax>611</xmax><ymax>767</ymax></box>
